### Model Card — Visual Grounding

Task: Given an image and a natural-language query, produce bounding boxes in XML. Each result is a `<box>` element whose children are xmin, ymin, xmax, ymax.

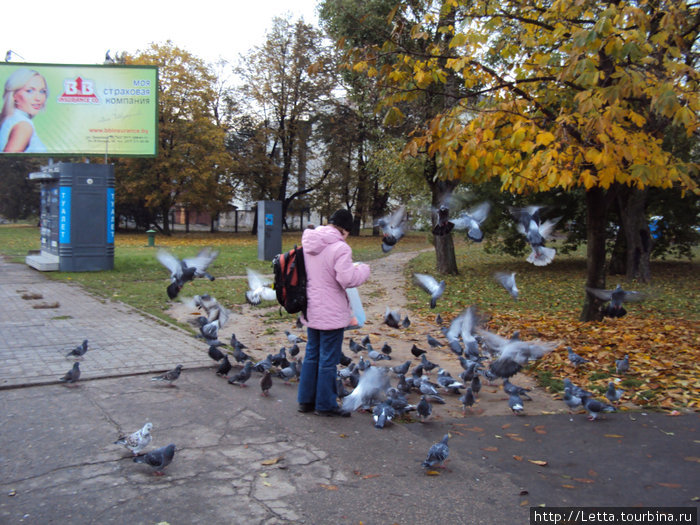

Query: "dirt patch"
<box><xmin>167</xmin><ymin>249</ymin><xmax>567</xmax><ymax>418</ymax></box>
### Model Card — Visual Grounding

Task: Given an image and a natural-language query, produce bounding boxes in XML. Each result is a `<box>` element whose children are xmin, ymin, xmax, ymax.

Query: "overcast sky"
<box><xmin>2</xmin><ymin>0</ymin><xmax>320</xmax><ymax>67</ymax></box>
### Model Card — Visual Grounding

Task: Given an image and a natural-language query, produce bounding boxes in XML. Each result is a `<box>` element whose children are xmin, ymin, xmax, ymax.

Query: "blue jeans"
<box><xmin>297</xmin><ymin>327</ymin><xmax>344</xmax><ymax>412</ymax></box>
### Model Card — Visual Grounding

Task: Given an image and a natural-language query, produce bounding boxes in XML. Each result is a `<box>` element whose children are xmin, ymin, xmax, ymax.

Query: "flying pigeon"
<box><xmin>508</xmin><ymin>393</ymin><xmax>525</xmax><ymax>415</ymax></box>
<box><xmin>605</xmin><ymin>382</ymin><xmax>624</xmax><ymax>405</ymax></box>
<box><xmin>459</xmin><ymin>387</ymin><xmax>475</xmax><ymax>414</ymax></box>
<box><xmin>585</xmin><ymin>284</ymin><xmax>646</xmax><ymax>318</ymax></box>
<box><xmin>384</xmin><ymin>307</ymin><xmax>401</xmax><ymax>328</ymax></box>
<box><xmin>195</xmin><ymin>316</ymin><xmax>223</xmax><ymax>346</ymax></box>
<box><xmin>133</xmin><ymin>443</ymin><xmax>176</xmax><ymax>475</ymax></box>
<box><xmin>376</xmin><ymin>205</ymin><xmax>407</xmax><ymax>252</ymax></box>
<box><xmin>260</xmin><ymin>369</ymin><xmax>273</xmax><ymax>396</ymax></box>
<box><xmin>151</xmin><ymin>364</ymin><xmax>183</xmax><ymax>386</ymax></box>
<box><xmin>191</xmin><ymin>294</ymin><xmax>229</xmax><ymax>324</ymax></box>
<box><xmin>449</xmin><ymin>201</ymin><xmax>491</xmax><ymax>242</ymax></box>
<box><xmin>479</xmin><ymin>331</ymin><xmax>558</xmax><ymax>379</ymax></box>
<box><xmin>509</xmin><ymin>205</ymin><xmax>561</xmax><ymax>266</ymax></box>
<box><xmin>581</xmin><ymin>395</ymin><xmax>616</xmax><ymax>421</ymax></box>
<box><xmin>445</xmin><ymin>306</ymin><xmax>480</xmax><ymax>358</ymax></box>
<box><xmin>494</xmin><ymin>272</ymin><xmax>518</xmax><ymax>300</ymax></box>
<box><xmin>245</xmin><ymin>268</ymin><xmax>277</xmax><ymax>306</ymax></box>
<box><xmin>567</xmin><ymin>346</ymin><xmax>589</xmax><ymax>367</ymax></box>
<box><xmin>228</xmin><ymin>361</ymin><xmax>253</xmax><ymax>386</ymax></box>
<box><xmin>372</xmin><ymin>402</ymin><xmax>396</xmax><ymax>429</ymax></box>
<box><xmin>216</xmin><ymin>355</ymin><xmax>232</xmax><ymax>377</ymax></box>
<box><xmin>341</xmin><ymin>366</ymin><xmax>391</xmax><ymax>412</ymax></box>
<box><xmin>114</xmin><ymin>422</ymin><xmax>152</xmax><ymax>456</ymax></box>
<box><xmin>413</xmin><ymin>273</ymin><xmax>446</xmax><ymax>309</ymax></box>
<box><xmin>59</xmin><ymin>362</ymin><xmax>80</xmax><ymax>384</ymax></box>
<box><xmin>422</xmin><ymin>433</ymin><xmax>450</xmax><ymax>469</ymax></box>
<box><xmin>432</xmin><ymin>201</ymin><xmax>455</xmax><ymax>236</ymax></box>
<box><xmin>66</xmin><ymin>339</ymin><xmax>88</xmax><ymax>359</ymax></box>
<box><xmin>157</xmin><ymin>248</ymin><xmax>218</xmax><ymax>299</ymax></box>
<box><xmin>615</xmin><ymin>354</ymin><xmax>630</xmax><ymax>375</ymax></box>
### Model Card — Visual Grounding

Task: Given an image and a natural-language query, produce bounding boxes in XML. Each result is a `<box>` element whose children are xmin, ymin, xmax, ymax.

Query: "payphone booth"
<box><xmin>26</xmin><ymin>162</ymin><xmax>114</xmax><ymax>272</ymax></box>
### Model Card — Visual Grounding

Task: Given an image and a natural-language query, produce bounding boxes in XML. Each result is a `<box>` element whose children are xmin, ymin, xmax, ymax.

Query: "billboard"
<box><xmin>0</xmin><ymin>63</ymin><xmax>157</xmax><ymax>157</ymax></box>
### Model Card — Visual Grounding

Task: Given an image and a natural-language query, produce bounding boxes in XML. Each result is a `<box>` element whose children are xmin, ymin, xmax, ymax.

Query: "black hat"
<box><xmin>329</xmin><ymin>209</ymin><xmax>353</xmax><ymax>233</ymax></box>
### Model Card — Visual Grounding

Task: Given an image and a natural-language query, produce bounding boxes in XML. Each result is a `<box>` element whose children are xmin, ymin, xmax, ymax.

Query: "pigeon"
<box><xmin>368</xmin><ymin>348</ymin><xmax>391</xmax><ymax>361</ymax></box>
<box><xmin>494</xmin><ymin>271</ymin><xmax>518</xmax><ymax>300</ymax></box>
<box><xmin>348</xmin><ymin>338</ymin><xmax>364</xmax><ymax>354</ymax></box>
<box><xmin>196</xmin><ymin>316</ymin><xmax>223</xmax><ymax>345</ymax></box>
<box><xmin>357</xmin><ymin>355</ymin><xmax>371</xmax><ymax>371</ymax></box>
<box><xmin>253</xmin><ymin>355</ymin><xmax>273</xmax><ymax>373</ymax></box>
<box><xmin>216</xmin><ymin>355</ymin><xmax>232</xmax><ymax>376</ymax></box>
<box><xmin>284</xmin><ymin>330</ymin><xmax>305</xmax><ymax>344</ymax></box>
<box><xmin>339</xmin><ymin>352</ymin><xmax>352</xmax><ymax>367</ymax></box>
<box><xmin>277</xmin><ymin>361</ymin><xmax>299</xmax><ymax>383</ymax></box>
<box><xmin>413</xmin><ymin>273</ymin><xmax>446</xmax><ymax>309</ymax></box>
<box><xmin>391</xmin><ymin>360</ymin><xmax>411</xmax><ymax>376</ymax></box>
<box><xmin>503</xmin><ymin>379</ymin><xmax>532</xmax><ymax>400</ymax></box>
<box><xmin>449</xmin><ymin>201</ymin><xmax>491</xmax><ymax>242</ymax></box>
<box><xmin>585</xmin><ymin>284</ymin><xmax>645</xmax><ymax>318</ymax></box>
<box><xmin>470</xmin><ymin>374</ymin><xmax>481</xmax><ymax>397</ymax></box>
<box><xmin>581</xmin><ymin>395</ymin><xmax>616</xmax><ymax>421</ymax></box>
<box><xmin>114</xmin><ymin>422</ymin><xmax>152</xmax><ymax>456</ymax></box>
<box><xmin>567</xmin><ymin>346</ymin><xmax>589</xmax><ymax>367</ymax></box>
<box><xmin>245</xmin><ymin>268</ymin><xmax>277</xmax><ymax>305</ymax></box>
<box><xmin>270</xmin><ymin>347</ymin><xmax>289</xmax><ymax>368</ymax></box>
<box><xmin>66</xmin><ymin>339</ymin><xmax>88</xmax><ymax>358</ymax></box>
<box><xmin>445</xmin><ymin>306</ymin><xmax>480</xmax><ymax>358</ymax></box>
<box><xmin>419</xmin><ymin>377</ymin><xmax>440</xmax><ymax>396</ymax></box>
<box><xmin>260</xmin><ymin>369</ymin><xmax>273</xmax><ymax>396</ymax></box>
<box><xmin>477</xmin><ymin>327</ymin><xmax>558</xmax><ymax>378</ymax></box>
<box><xmin>230</xmin><ymin>333</ymin><xmax>247</xmax><ymax>350</ymax></box>
<box><xmin>361</xmin><ymin>334</ymin><xmax>372</xmax><ymax>346</ymax></box>
<box><xmin>157</xmin><ymin>248</ymin><xmax>218</xmax><ymax>299</ymax></box>
<box><xmin>509</xmin><ymin>206</ymin><xmax>561</xmax><ymax>266</ymax></box>
<box><xmin>336</xmin><ymin>376</ymin><xmax>351</xmax><ymax>398</ymax></box>
<box><xmin>615</xmin><ymin>354</ymin><xmax>629</xmax><ymax>375</ymax></box>
<box><xmin>151</xmin><ymin>365</ymin><xmax>183</xmax><ymax>386</ymax></box>
<box><xmin>563</xmin><ymin>389</ymin><xmax>582</xmax><ymax>414</ymax></box>
<box><xmin>288</xmin><ymin>343</ymin><xmax>301</xmax><ymax>359</ymax></box>
<box><xmin>380</xmin><ymin>342</ymin><xmax>392</xmax><ymax>356</ymax></box>
<box><xmin>563</xmin><ymin>378</ymin><xmax>593</xmax><ymax>399</ymax></box>
<box><xmin>229</xmin><ymin>361</ymin><xmax>253</xmax><ymax>386</ymax></box>
<box><xmin>232</xmin><ymin>344</ymin><xmax>250</xmax><ymax>364</ymax></box>
<box><xmin>422</xmin><ymin>433</ymin><xmax>450</xmax><ymax>469</ymax></box>
<box><xmin>376</xmin><ymin>205</ymin><xmax>407</xmax><ymax>252</ymax></box>
<box><xmin>509</xmin><ymin>393</ymin><xmax>525</xmax><ymax>415</ymax></box>
<box><xmin>208</xmin><ymin>345</ymin><xmax>225</xmax><ymax>362</ymax></box>
<box><xmin>59</xmin><ymin>362</ymin><xmax>81</xmax><ymax>384</ymax></box>
<box><xmin>416</xmin><ymin>395</ymin><xmax>432</xmax><ymax>422</ymax></box>
<box><xmin>191</xmin><ymin>294</ymin><xmax>229</xmax><ymax>324</ymax></box>
<box><xmin>426</xmin><ymin>335</ymin><xmax>443</xmax><ymax>349</ymax></box>
<box><xmin>436</xmin><ymin>369</ymin><xmax>464</xmax><ymax>392</ymax></box>
<box><xmin>342</xmin><ymin>366</ymin><xmax>391</xmax><ymax>412</ymax></box>
<box><xmin>410</xmin><ymin>344</ymin><xmax>427</xmax><ymax>358</ymax></box>
<box><xmin>133</xmin><ymin>443</ymin><xmax>176</xmax><ymax>475</ymax></box>
<box><xmin>420</xmin><ymin>354</ymin><xmax>438</xmax><ymax>374</ymax></box>
<box><xmin>435</xmin><ymin>313</ymin><xmax>443</xmax><ymax>326</ymax></box>
<box><xmin>384</xmin><ymin>307</ymin><xmax>401</xmax><ymax>328</ymax></box>
<box><xmin>373</xmin><ymin>402</ymin><xmax>396</xmax><ymax>429</ymax></box>
<box><xmin>459</xmin><ymin>387</ymin><xmax>475</xmax><ymax>414</ymax></box>
<box><xmin>401</xmin><ymin>315</ymin><xmax>411</xmax><ymax>328</ymax></box>
<box><xmin>432</xmin><ymin>202</ymin><xmax>455</xmax><ymax>236</ymax></box>
<box><xmin>605</xmin><ymin>382</ymin><xmax>624</xmax><ymax>405</ymax></box>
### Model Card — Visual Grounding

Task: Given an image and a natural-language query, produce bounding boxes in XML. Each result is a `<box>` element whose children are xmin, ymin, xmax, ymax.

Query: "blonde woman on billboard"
<box><xmin>0</xmin><ymin>68</ymin><xmax>48</xmax><ymax>153</ymax></box>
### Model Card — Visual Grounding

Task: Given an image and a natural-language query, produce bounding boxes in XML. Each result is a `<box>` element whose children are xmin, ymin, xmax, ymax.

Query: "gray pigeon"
<box><xmin>376</xmin><ymin>205</ymin><xmax>407</xmax><ymax>252</ymax></box>
<box><xmin>420</xmin><ymin>354</ymin><xmax>438</xmax><ymax>374</ymax></box>
<box><xmin>477</xmin><ymin>328</ymin><xmax>558</xmax><ymax>378</ymax></box>
<box><xmin>581</xmin><ymin>395</ymin><xmax>616</xmax><ymax>421</ymax></box>
<box><xmin>459</xmin><ymin>387</ymin><xmax>475</xmax><ymax>414</ymax></box>
<box><xmin>401</xmin><ymin>315</ymin><xmax>411</xmax><ymax>328</ymax></box>
<box><xmin>196</xmin><ymin>316</ymin><xmax>223</xmax><ymax>345</ymax></box>
<box><xmin>348</xmin><ymin>338</ymin><xmax>364</xmax><ymax>354</ymax></box>
<box><xmin>284</xmin><ymin>330</ymin><xmax>305</xmax><ymax>344</ymax></box>
<box><xmin>208</xmin><ymin>345</ymin><xmax>225</xmax><ymax>362</ymax></box>
<box><xmin>605</xmin><ymin>382</ymin><xmax>624</xmax><ymax>405</ymax></box>
<box><xmin>277</xmin><ymin>361</ymin><xmax>299</xmax><ymax>383</ymax></box>
<box><xmin>151</xmin><ymin>365</ymin><xmax>183</xmax><ymax>386</ymax></box>
<box><xmin>391</xmin><ymin>360</ymin><xmax>411</xmax><ymax>376</ymax></box>
<box><xmin>422</xmin><ymin>433</ymin><xmax>450</xmax><ymax>469</ymax></box>
<box><xmin>413</xmin><ymin>273</ymin><xmax>446</xmax><ymax>309</ymax></box>
<box><xmin>59</xmin><ymin>362</ymin><xmax>81</xmax><ymax>384</ymax></box>
<box><xmin>114</xmin><ymin>422</ymin><xmax>152</xmax><ymax>455</ymax></box>
<box><xmin>216</xmin><ymin>355</ymin><xmax>232</xmax><ymax>376</ymax></box>
<box><xmin>494</xmin><ymin>271</ymin><xmax>518</xmax><ymax>300</ymax></box>
<box><xmin>503</xmin><ymin>379</ymin><xmax>532</xmax><ymax>400</ymax></box>
<box><xmin>509</xmin><ymin>205</ymin><xmax>560</xmax><ymax>266</ymax></box>
<box><xmin>449</xmin><ymin>201</ymin><xmax>491</xmax><ymax>242</ymax></box>
<box><xmin>372</xmin><ymin>402</ymin><xmax>396</xmax><ymax>429</ymax></box>
<box><xmin>191</xmin><ymin>294</ymin><xmax>229</xmax><ymax>324</ymax></box>
<box><xmin>157</xmin><ymin>247</ymin><xmax>217</xmax><ymax>299</ymax></box>
<box><xmin>563</xmin><ymin>389</ymin><xmax>582</xmax><ymax>414</ymax></box>
<box><xmin>384</xmin><ymin>307</ymin><xmax>401</xmax><ymax>328</ymax></box>
<box><xmin>426</xmin><ymin>334</ymin><xmax>443</xmax><ymax>349</ymax></box>
<box><xmin>66</xmin><ymin>339</ymin><xmax>88</xmax><ymax>358</ymax></box>
<box><xmin>341</xmin><ymin>366</ymin><xmax>390</xmax><ymax>412</ymax></box>
<box><xmin>615</xmin><ymin>354</ymin><xmax>630</xmax><ymax>374</ymax></box>
<box><xmin>416</xmin><ymin>395</ymin><xmax>432</xmax><ymax>422</ymax></box>
<box><xmin>133</xmin><ymin>443</ymin><xmax>175</xmax><ymax>475</ymax></box>
<box><xmin>508</xmin><ymin>393</ymin><xmax>525</xmax><ymax>415</ymax></box>
<box><xmin>586</xmin><ymin>285</ymin><xmax>645</xmax><ymax>318</ymax></box>
<box><xmin>228</xmin><ymin>361</ymin><xmax>253</xmax><ymax>386</ymax></box>
<box><xmin>567</xmin><ymin>346</ymin><xmax>589</xmax><ymax>367</ymax></box>
<box><xmin>260</xmin><ymin>369</ymin><xmax>273</xmax><ymax>396</ymax></box>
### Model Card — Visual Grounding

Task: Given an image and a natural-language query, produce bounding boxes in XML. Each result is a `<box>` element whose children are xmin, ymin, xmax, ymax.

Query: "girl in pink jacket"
<box><xmin>297</xmin><ymin>209</ymin><xmax>370</xmax><ymax>417</ymax></box>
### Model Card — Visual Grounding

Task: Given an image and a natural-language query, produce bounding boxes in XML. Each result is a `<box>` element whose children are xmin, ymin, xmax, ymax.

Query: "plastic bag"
<box><xmin>346</xmin><ymin>287</ymin><xmax>365</xmax><ymax>329</ymax></box>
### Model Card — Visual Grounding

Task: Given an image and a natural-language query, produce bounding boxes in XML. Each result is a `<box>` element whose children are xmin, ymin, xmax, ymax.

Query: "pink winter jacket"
<box><xmin>301</xmin><ymin>225</ymin><xmax>371</xmax><ymax>330</ymax></box>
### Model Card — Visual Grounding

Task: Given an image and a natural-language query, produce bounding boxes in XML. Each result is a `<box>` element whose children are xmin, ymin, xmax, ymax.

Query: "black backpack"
<box><xmin>272</xmin><ymin>245</ymin><xmax>307</xmax><ymax>315</ymax></box>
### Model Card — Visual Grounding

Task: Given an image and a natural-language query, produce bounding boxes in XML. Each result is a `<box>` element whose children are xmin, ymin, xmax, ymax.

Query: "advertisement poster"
<box><xmin>0</xmin><ymin>63</ymin><xmax>157</xmax><ymax>156</ymax></box>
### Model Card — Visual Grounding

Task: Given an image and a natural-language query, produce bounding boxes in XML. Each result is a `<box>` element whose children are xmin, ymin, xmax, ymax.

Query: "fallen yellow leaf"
<box><xmin>260</xmin><ymin>456</ymin><xmax>283</xmax><ymax>466</ymax></box>
<box><xmin>528</xmin><ymin>460</ymin><xmax>548</xmax><ymax>467</ymax></box>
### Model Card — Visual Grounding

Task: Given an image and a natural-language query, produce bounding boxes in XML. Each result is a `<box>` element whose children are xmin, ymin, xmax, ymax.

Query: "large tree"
<box><xmin>347</xmin><ymin>0</ymin><xmax>699</xmax><ymax>319</ymax></box>
<box><xmin>115</xmin><ymin>42</ymin><xmax>234</xmax><ymax>234</ymax></box>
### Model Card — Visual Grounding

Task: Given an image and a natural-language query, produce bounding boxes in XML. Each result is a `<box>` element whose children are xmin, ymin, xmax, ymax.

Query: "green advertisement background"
<box><xmin>0</xmin><ymin>63</ymin><xmax>157</xmax><ymax>156</ymax></box>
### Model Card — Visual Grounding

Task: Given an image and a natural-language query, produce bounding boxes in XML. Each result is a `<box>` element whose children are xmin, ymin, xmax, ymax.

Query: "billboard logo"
<box><xmin>58</xmin><ymin>76</ymin><xmax>99</xmax><ymax>104</ymax></box>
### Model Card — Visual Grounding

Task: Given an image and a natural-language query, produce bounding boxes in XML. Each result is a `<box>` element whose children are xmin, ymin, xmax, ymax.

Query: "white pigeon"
<box><xmin>510</xmin><ymin>206</ymin><xmax>561</xmax><ymax>266</ymax></box>
<box><xmin>245</xmin><ymin>268</ymin><xmax>277</xmax><ymax>306</ymax></box>
<box><xmin>494</xmin><ymin>271</ymin><xmax>518</xmax><ymax>300</ymax></box>
<box><xmin>189</xmin><ymin>294</ymin><xmax>229</xmax><ymax>324</ymax></box>
<box><xmin>342</xmin><ymin>366</ymin><xmax>391</xmax><ymax>412</ymax></box>
<box><xmin>114</xmin><ymin>422</ymin><xmax>153</xmax><ymax>456</ymax></box>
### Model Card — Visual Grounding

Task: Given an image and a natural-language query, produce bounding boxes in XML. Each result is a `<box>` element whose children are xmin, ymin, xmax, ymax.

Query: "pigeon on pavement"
<box><xmin>494</xmin><ymin>272</ymin><xmax>518</xmax><ymax>300</ymax></box>
<box><xmin>508</xmin><ymin>393</ymin><xmax>525</xmax><ymax>415</ymax></box>
<box><xmin>157</xmin><ymin>248</ymin><xmax>217</xmax><ymax>299</ymax></box>
<box><xmin>196</xmin><ymin>317</ymin><xmax>223</xmax><ymax>346</ymax></box>
<box><xmin>384</xmin><ymin>307</ymin><xmax>402</xmax><ymax>328</ymax></box>
<box><xmin>151</xmin><ymin>364</ymin><xmax>183</xmax><ymax>386</ymax></box>
<box><xmin>245</xmin><ymin>268</ymin><xmax>277</xmax><ymax>306</ymax></box>
<box><xmin>341</xmin><ymin>366</ymin><xmax>391</xmax><ymax>412</ymax></box>
<box><xmin>277</xmin><ymin>361</ymin><xmax>299</xmax><ymax>383</ymax></box>
<box><xmin>191</xmin><ymin>294</ymin><xmax>229</xmax><ymax>324</ymax></box>
<box><xmin>259</xmin><ymin>369</ymin><xmax>273</xmax><ymax>396</ymax></box>
<box><xmin>114</xmin><ymin>422</ymin><xmax>152</xmax><ymax>456</ymax></box>
<box><xmin>422</xmin><ymin>433</ymin><xmax>450</xmax><ymax>469</ymax></box>
<box><xmin>284</xmin><ymin>331</ymin><xmax>305</xmax><ymax>344</ymax></box>
<box><xmin>228</xmin><ymin>361</ymin><xmax>253</xmax><ymax>387</ymax></box>
<box><xmin>216</xmin><ymin>355</ymin><xmax>232</xmax><ymax>377</ymax></box>
<box><xmin>372</xmin><ymin>402</ymin><xmax>396</xmax><ymax>429</ymax></box>
<box><xmin>413</xmin><ymin>273</ymin><xmax>446</xmax><ymax>309</ymax></box>
<box><xmin>416</xmin><ymin>395</ymin><xmax>432</xmax><ymax>422</ymax></box>
<box><xmin>133</xmin><ymin>443</ymin><xmax>176</xmax><ymax>475</ymax></box>
<box><xmin>503</xmin><ymin>379</ymin><xmax>532</xmax><ymax>400</ymax></box>
<box><xmin>459</xmin><ymin>387</ymin><xmax>475</xmax><ymax>414</ymax></box>
<box><xmin>59</xmin><ymin>362</ymin><xmax>81</xmax><ymax>384</ymax></box>
<box><xmin>208</xmin><ymin>345</ymin><xmax>225</xmax><ymax>362</ymax></box>
<box><xmin>585</xmin><ymin>285</ymin><xmax>645</xmax><ymax>318</ymax></box>
<box><xmin>376</xmin><ymin>205</ymin><xmax>407</xmax><ymax>252</ymax></box>
<box><xmin>581</xmin><ymin>395</ymin><xmax>616</xmax><ymax>421</ymax></box>
<box><xmin>66</xmin><ymin>339</ymin><xmax>88</xmax><ymax>359</ymax></box>
<box><xmin>410</xmin><ymin>344</ymin><xmax>427</xmax><ymax>358</ymax></box>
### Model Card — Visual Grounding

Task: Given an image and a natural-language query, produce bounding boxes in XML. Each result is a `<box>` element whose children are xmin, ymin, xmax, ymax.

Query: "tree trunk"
<box><xmin>608</xmin><ymin>223</ymin><xmax>626</xmax><ymax>275</ymax></box>
<box><xmin>428</xmin><ymin>163</ymin><xmax>458</xmax><ymax>275</ymax></box>
<box><xmin>617</xmin><ymin>186</ymin><xmax>652</xmax><ymax>283</ymax></box>
<box><xmin>580</xmin><ymin>187</ymin><xmax>610</xmax><ymax>321</ymax></box>
<box><xmin>185</xmin><ymin>209</ymin><xmax>190</xmax><ymax>233</ymax></box>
